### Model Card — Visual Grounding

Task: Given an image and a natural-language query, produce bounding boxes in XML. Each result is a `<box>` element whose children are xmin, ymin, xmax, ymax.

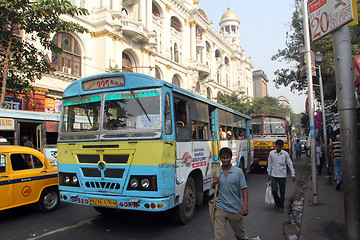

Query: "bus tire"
<box><xmin>37</xmin><ymin>188</ymin><xmax>59</xmax><ymax>212</ymax></box>
<box><xmin>93</xmin><ymin>206</ymin><xmax>117</xmax><ymax>214</ymax></box>
<box><xmin>171</xmin><ymin>176</ymin><xmax>196</xmax><ymax>225</ymax></box>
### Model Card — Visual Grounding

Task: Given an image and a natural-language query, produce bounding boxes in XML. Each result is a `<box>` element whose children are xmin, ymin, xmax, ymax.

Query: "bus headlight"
<box><xmin>141</xmin><ymin>178</ymin><xmax>150</xmax><ymax>188</ymax></box>
<box><xmin>59</xmin><ymin>172</ymin><xmax>80</xmax><ymax>187</ymax></box>
<box><xmin>130</xmin><ymin>178</ymin><xmax>139</xmax><ymax>188</ymax></box>
<box><xmin>127</xmin><ymin>175</ymin><xmax>157</xmax><ymax>191</ymax></box>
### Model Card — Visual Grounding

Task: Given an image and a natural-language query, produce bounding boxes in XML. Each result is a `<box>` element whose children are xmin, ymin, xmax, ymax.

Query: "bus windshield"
<box><xmin>263</xmin><ymin>117</ymin><xmax>286</xmax><ymax>135</ymax></box>
<box><xmin>102</xmin><ymin>89</ymin><xmax>161</xmax><ymax>138</ymax></box>
<box><xmin>59</xmin><ymin>89</ymin><xmax>162</xmax><ymax>141</ymax></box>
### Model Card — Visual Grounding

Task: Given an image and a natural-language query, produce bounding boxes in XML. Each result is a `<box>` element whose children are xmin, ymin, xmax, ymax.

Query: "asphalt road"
<box><xmin>0</xmin><ymin>155</ymin><xmax>307</xmax><ymax>240</ymax></box>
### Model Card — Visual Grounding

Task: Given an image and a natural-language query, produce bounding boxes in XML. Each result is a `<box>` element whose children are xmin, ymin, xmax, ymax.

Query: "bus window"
<box><xmin>198</xmin><ymin>122</ymin><xmax>210</xmax><ymax>140</ymax></box>
<box><xmin>175</xmin><ymin>98</ymin><xmax>190</xmax><ymax>140</ymax></box>
<box><xmin>264</xmin><ymin>117</ymin><xmax>286</xmax><ymax>134</ymax></box>
<box><xmin>164</xmin><ymin>93</ymin><xmax>172</xmax><ymax>135</ymax></box>
<box><xmin>252</xmin><ymin>118</ymin><xmax>262</xmax><ymax>135</ymax></box>
<box><xmin>219</xmin><ymin>126</ymin><xmax>226</xmax><ymax>140</ymax></box>
<box><xmin>192</xmin><ymin>121</ymin><xmax>197</xmax><ymax>139</ymax></box>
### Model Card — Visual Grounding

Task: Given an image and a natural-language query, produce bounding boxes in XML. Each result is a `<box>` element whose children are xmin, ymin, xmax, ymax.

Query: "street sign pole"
<box><xmin>332</xmin><ymin>25</ymin><xmax>360</xmax><ymax>240</ymax></box>
<box><xmin>302</xmin><ymin>0</ymin><xmax>318</xmax><ymax>205</ymax></box>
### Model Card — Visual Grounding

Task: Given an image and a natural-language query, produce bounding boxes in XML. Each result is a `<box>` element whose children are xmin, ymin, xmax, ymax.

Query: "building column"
<box><xmin>189</xmin><ymin>21</ymin><xmax>196</xmax><ymax>61</ymax></box>
<box><xmin>146</xmin><ymin>0</ymin><xmax>152</xmax><ymax>30</ymax></box>
<box><xmin>138</xmin><ymin>0</ymin><xmax>145</xmax><ymax>23</ymax></box>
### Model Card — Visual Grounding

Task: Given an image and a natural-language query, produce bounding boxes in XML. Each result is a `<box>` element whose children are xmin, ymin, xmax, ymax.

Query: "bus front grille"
<box><xmin>85</xmin><ymin>181</ymin><xmax>121</xmax><ymax>190</ymax></box>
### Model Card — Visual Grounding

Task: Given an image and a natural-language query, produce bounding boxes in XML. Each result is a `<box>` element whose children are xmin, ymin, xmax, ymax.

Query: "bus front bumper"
<box><xmin>59</xmin><ymin>191</ymin><xmax>175</xmax><ymax>212</ymax></box>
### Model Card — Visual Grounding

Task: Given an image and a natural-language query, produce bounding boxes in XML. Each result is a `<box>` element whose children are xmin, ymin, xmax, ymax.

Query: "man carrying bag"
<box><xmin>210</xmin><ymin>147</ymin><xmax>249</xmax><ymax>240</ymax></box>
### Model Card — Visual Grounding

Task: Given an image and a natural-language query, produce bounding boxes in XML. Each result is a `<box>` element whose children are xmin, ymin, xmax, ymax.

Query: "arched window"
<box><xmin>152</xmin><ymin>3</ymin><xmax>160</xmax><ymax>17</ymax></box>
<box><xmin>206</xmin><ymin>87</ymin><xmax>212</xmax><ymax>100</ymax></box>
<box><xmin>195</xmin><ymin>82</ymin><xmax>200</xmax><ymax>93</ymax></box>
<box><xmin>170</xmin><ymin>16</ymin><xmax>182</xmax><ymax>32</ymax></box>
<box><xmin>155</xmin><ymin>67</ymin><xmax>161</xmax><ymax>79</ymax></box>
<box><xmin>225</xmin><ymin>57</ymin><xmax>230</xmax><ymax>66</ymax></box>
<box><xmin>174</xmin><ymin>43</ymin><xmax>179</xmax><ymax>63</ymax></box>
<box><xmin>122</xmin><ymin>52</ymin><xmax>133</xmax><ymax>72</ymax></box>
<box><xmin>172</xmin><ymin>75</ymin><xmax>181</xmax><ymax>87</ymax></box>
<box><xmin>52</xmin><ymin>33</ymin><xmax>81</xmax><ymax>77</ymax></box>
<box><xmin>215</xmin><ymin>49</ymin><xmax>221</xmax><ymax>59</ymax></box>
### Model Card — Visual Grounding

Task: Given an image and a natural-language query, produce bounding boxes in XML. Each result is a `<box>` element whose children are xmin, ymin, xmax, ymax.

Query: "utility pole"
<box><xmin>302</xmin><ymin>0</ymin><xmax>318</xmax><ymax>204</ymax></box>
<box><xmin>332</xmin><ymin>25</ymin><xmax>360</xmax><ymax>240</ymax></box>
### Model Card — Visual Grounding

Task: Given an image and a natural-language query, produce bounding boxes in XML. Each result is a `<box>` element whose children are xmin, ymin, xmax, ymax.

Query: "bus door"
<box><xmin>174</xmin><ymin>97</ymin><xmax>192</xmax><ymax>186</ymax></box>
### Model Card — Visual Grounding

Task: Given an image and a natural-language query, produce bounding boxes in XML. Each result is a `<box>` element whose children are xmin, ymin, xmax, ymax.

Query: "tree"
<box><xmin>0</xmin><ymin>0</ymin><xmax>89</xmax><ymax>107</ymax></box>
<box><xmin>216</xmin><ymin>93</ymin><xmax>292</xmax><ymax>119</ymax></box>
<box><xmin>271</xmin><ymin>1</ymin><xmax>360</xmax><ymax>102</ymax></box>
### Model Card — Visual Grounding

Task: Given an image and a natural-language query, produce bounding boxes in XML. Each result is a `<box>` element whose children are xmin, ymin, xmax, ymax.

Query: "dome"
<box><xmin>221</xmin><ymin>7</ymin><xmax>238</xmax><ymax>20</ymax></box>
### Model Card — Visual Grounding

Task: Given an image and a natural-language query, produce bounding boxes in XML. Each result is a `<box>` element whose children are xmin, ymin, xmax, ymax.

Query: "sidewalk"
<box><xmin>299</xmin><ymin>164</ymin><xmax>345</xmax><ymax>240</ymax></box>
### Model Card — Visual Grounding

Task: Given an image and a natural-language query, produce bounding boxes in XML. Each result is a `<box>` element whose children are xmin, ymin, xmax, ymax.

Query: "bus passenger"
<box><xmin>219</xmin><ymin>127</ymin><xmax>226</xmax><ymax>140</ymax></box>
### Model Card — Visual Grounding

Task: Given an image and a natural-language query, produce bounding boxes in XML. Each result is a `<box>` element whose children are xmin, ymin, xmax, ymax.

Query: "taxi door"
<box><xmin>0</xmin><ymin>153</ymin><xmax>13</xmax><ymax>209</ymax></box>
<box><xmin>11</xmin><ymin>153</ymin><xmax>44</xmax><ymax>206</ymax></box>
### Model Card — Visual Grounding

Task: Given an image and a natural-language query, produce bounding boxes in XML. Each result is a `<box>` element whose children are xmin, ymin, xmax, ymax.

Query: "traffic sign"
<box><xmin>309</xmin><ymin>0</ymin><xmax>354</xmax><ymax>41</ymax></box>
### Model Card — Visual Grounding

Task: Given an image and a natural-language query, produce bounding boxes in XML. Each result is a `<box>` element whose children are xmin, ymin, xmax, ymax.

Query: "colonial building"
<box><xmin>277</xmin><ymin>96</ymin><xmax>290</xmax><ymax>108</ymax></box>
<box><xmin>1</xmin><ymin>0</ymin><xmax>253</xmax><ymax>147</ymax></box>
<box><xmin>252</xmin><ymin>70</ymin><xmax>268</xmax><ymax>98</ymax></box>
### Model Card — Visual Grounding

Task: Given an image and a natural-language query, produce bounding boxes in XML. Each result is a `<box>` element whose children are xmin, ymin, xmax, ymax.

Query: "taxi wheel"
<box><xmin>37</xmin><ymin>188</ymin><xmax>59</xmax><ymax>212</ymax></box>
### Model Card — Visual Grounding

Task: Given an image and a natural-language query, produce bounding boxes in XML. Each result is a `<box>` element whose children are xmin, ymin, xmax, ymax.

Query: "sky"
<box><xmin>200</xmin><ymin>0</ymin><xmax>307</xmax><ymax>114</ymax></box>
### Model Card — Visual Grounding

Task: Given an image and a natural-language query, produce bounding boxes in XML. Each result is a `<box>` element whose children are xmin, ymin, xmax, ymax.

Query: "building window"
<box><xmin>172</xmin><ymin>75</ymin><xmax>181</xmax><ymax>87</ymax></box>
<box><xmin>206</xmin><ymin>87</ymin><xmax>212</xmax><ymax>100</ymax></box>
<box><xmin>225</xmin><ymin>57</ymin><xmax>230</xmax><ymax>66</ymax></box>
<box><xmin>122</xmin><ymin>52</ymin><xmax>133</xmax><ymax>72</ymax></box>
<box><xmin>155</xmin><ymin>67</ymin><xmax>161</xmax><ymax>79</ymax></box>
<box><xmin>170</xmin><ymin>16</ymin><xmax>182</xmax><ymax>32</ymax></box>
<box><xmin>215</xmin><ymin>49</ymin><xmax>221</xmax><ymax>59</ymax></box>
<box><xmin>206</xmin><ymin>41</ymin><xmax>211</xmax><ymax>53</ymax></box>
<box><xmin>174</xmin><ymin>43</ymin><xmax>179</xmax><ymax>63</ymax></box>
<box><xmin>152</xmin><ymin>3</ymin><xmax>160</xmax><ymax>17</ymax></box>
<box><xmin>52</xmin><ymin>33</ymin><xmax>81</xmax><ymax>77</ymax></box>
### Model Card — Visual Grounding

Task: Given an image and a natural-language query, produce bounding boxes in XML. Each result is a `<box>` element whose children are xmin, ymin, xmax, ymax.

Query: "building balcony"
<box><xmin>196</xmin><ymin>63</ymin><xmax>210</xmax><ymax>80</ymax></box>
<box><xmin>121</xmin><ymin>20</ymin><xmax>149</xmax><ymax>43</ymax></box>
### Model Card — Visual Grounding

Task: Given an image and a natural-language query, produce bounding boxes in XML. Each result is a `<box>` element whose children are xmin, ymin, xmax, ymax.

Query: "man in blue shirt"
<box><xmin>294</xmin><ymin>139</ymin><xmax>302</xmax><ymax>160</ymax></box>
<box><xmin>212</xmin><ymin>147</ymin><xmax>248</xmax><ymax>240</ymax></box>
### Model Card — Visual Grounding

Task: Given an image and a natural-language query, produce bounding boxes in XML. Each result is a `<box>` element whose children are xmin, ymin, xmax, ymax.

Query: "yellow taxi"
<box><xmin>0</xmin><ymin>146</ymin><xmax>59</xmax><ymax>212</ymax></box>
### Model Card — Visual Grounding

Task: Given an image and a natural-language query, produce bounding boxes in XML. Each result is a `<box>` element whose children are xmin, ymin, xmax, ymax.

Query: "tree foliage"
<box><xmin>216</xmin><ymin>92</ymin><xmax>292</xmax><ymax>119</ymax></box>
<box><xmin>271</xmin><ymin>1</ymin><xmax>360</xmax><ymax>102</ymax></box>
<box><xmin>0</xmin><ymin>0</ymin><xmax>89</xmax><ymax>107</ymax></box>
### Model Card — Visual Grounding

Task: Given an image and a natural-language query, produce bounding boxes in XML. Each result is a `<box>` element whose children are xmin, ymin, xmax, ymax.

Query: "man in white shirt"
<box><xmin>267</xmin><ymin>139</ymin><xmax>296</xmax><ymax>213</ymax></box>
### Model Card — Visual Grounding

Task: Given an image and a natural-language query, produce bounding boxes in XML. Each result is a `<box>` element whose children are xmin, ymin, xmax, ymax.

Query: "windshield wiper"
<box><xmin>78</xmin><ymin>95</ymin><xmax>93</xmax><ymax>127</ymax></box>
<box><xmin>130</xmin><ymin>89</ymin><xmax>151</xmax><ymax>122</ymax></box>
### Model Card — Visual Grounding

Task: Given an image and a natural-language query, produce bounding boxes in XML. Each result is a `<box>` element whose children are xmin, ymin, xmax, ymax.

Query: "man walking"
<box><xmin>294</xmin><ymin>139</ymin><xmax>302</xmax><ymax>160</ymax></box>
<box><xmin>267</xmin><ymin>139</ymin><xmax>296</xmax><ymax>213</ymax></box>
<box><xmin>212</xmin><ymin>147</ymin><xmax>248</xmax><ymax>240</ymax></box>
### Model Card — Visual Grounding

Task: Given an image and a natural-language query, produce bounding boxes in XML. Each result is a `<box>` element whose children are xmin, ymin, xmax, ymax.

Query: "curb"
<box><xmin>283</xmin><ymin>160</ymin><xmax>311</xmax><ymax>240</ymax></box>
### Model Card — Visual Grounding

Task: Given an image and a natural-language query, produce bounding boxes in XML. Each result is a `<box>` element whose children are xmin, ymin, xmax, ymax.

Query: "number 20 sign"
<box><xmin>309</xmin><ymin>0</ymin><xmax>354</xmax><ymax>41</ymax></box>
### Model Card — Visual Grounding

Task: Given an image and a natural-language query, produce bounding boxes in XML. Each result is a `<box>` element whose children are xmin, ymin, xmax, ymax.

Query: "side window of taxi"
<box><xmin>0</xmin><ymin>154</ymin><xmax>6</xmax><ymax>173</ymax></box>
<box><xmin>10</xmin><ymin>153</ymin><xmax>44</xmax><ymax>171</ymax></box>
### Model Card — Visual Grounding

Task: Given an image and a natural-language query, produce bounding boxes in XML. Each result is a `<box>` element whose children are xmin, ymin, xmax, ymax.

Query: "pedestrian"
<box><xmin>212</xmin><ymin>147</ymin><xmax>248</xmax><ymax>240</ymax></box>
<box><xmin>267</xmin><ymin>139</ymin><xmax>296</xmax><ymax>213</ymax></box>
<box><xmin>294</xmin><ymin>139</ymin><xmax>302</xmax><ymax>160</ymax></box>
<box><xmin>21</xmin><ymin>135</ymin><xmax>34</xmax><ymax>149</ymax></box>
<box><xmin>315</xmin><ymin>138</ymin><xmax>323</xmax><ymax>175</ymax></box>
<box><xmin>332</xmin><ymin>134</ymin><xmax>342</xmax><ymax>190</ymax></box>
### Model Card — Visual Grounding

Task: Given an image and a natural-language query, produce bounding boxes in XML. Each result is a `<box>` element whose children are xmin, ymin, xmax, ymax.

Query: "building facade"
<box><xmin>252</xmin><ymin>69</ymin><xmax>268</xmax><ymax>98</ymax></box>
<box><xmin>2</xmin><ymin>0</ymin><xmax>253</xmax><ymax>147</ymax></box>
<box><xmin>277</xmin><ymin>96</ymin><xmax>290</xmax><ymax>108</ymax></box>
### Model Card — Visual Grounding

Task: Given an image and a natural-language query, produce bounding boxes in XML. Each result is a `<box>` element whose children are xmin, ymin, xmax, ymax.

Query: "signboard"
<box><xmin>309</xmin><ymin>0</ymin><xmax>354</xmax><ymax>41</ymax></box>
<box><xmin>354</xmin><ymin>55</ymin><xmax>360</xmax><ymax>104</ymax></box>
<box><xmin>82</xmin><ymin>77</ymin><xmax>125</xmax><ymax>91</ymax></box>
<box><xmin>4</xmin><ymin>96</ymin><xmax>23</xmax><ymax>110</ymax></box>
<box><xmin>0</xmin><ymin>118</ymin><xmax>15</xmax><ymax>131</ymax></box>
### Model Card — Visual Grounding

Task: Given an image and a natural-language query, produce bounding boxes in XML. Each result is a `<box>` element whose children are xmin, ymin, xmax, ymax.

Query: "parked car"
<box><xmin>0</xmin><ymin>146</ymin><xmax>59</xmax><ymax>212</ymax></box>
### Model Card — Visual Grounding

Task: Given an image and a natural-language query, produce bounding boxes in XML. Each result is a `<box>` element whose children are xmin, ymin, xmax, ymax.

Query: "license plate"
<box><xmin>89</xmin><ymin>198</ymin><xmax>117</xmax><ymax>207</ymax></box>
<box><xmin>259</xmin><ymin>161</ymin><xmax>267</xmax><ymax>166</ymax></box>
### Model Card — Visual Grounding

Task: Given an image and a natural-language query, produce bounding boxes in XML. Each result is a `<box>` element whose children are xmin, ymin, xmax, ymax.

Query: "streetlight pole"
<box><xmin>301</xmin><ymin>0</ymin><xmax>318</xmax><ymax>204</ymax></box>
<box><xmin>314</xmin><ymin>52</ymin><xmax>329</xmax><ymax>171</ymax></box>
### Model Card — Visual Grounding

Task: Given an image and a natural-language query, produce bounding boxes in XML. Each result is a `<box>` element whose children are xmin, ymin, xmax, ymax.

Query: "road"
<box><xmin>0</xmin><ymin>156</ymin><xmax>307</xmax><ymax>240</ymax></box>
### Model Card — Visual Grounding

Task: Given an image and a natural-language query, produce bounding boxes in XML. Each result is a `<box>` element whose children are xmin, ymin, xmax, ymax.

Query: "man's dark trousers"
<box><xmin>271</xmin><ymin>177</ymin><xmax>286</xmax><ymax>208</ymax></box>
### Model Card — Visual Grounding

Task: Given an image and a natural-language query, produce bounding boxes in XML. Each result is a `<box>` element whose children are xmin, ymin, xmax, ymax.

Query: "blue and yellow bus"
<box><xmin>57</xmin><ymin>72</ymin><xmax>253</xmax><ymax>224</ymax></box>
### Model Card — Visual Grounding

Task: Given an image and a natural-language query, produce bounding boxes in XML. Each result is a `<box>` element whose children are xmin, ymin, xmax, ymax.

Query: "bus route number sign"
<box><xmin>82</xmin><ymin>77</ymin><xmax>125</xmax><ymax>91</ymax></box>
<box><xmin>309</xmin><ymin>0</ymin><xmax>354</xmax><ymax>41</ymax></box>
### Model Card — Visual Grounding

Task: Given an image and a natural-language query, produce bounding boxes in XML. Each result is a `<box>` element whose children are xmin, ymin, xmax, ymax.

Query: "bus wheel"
<box><xmin>93</xmin><ymin>206</ymin><xmax>117</xmax><ymax>214</ymax></box>
<box><xmin>171</xmin><ymin>176</ymin><xmax>196</xmax><ymax>225</ymax></box>
<box><xmin>37</xmin><ymin>188</ymin><xmax>59</xmax><ymax>212</ymax></box>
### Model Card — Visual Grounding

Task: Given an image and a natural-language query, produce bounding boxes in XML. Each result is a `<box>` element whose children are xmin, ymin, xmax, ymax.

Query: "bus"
<box><xmin>57</xmin><ymin>72</ymin><xmax>253</xmax><ymax>224</ymax></box>
<box><xmin>251</xmin><ymin>115</ymin><xmax>291</xmax><ymax>168</ymax></box>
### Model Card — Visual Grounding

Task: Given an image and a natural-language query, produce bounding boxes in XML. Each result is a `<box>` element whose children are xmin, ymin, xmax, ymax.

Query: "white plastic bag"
<box><xmin>265</xmin><ymin>182</ymin><xmax>274</xmax><ymax>205</ymax></box>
